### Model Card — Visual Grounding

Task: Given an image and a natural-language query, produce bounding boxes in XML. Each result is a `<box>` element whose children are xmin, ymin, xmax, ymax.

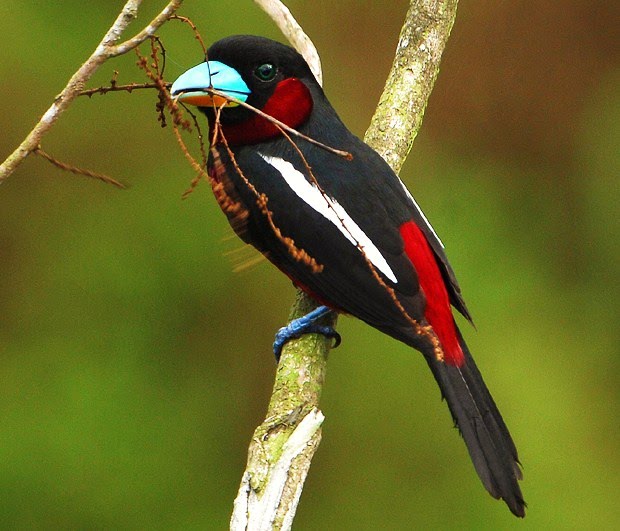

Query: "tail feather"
<box><xmin>425</xmin><ymin>332</ymin><xmax>526</xmax><ymax>517</ymax></box>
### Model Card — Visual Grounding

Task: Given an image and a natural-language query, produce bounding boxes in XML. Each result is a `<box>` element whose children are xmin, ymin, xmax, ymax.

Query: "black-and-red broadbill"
<box><xmin>171</xmin><ymin>35</ymin><xmax>525</xmax><ymax>517</ymax></box>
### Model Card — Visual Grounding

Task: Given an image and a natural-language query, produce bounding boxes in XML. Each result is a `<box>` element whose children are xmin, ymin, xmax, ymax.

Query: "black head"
<box><xmin>208</xmin><ymin>35</ymin><xmax>316</xmax><ymax>90</ymax></box>
<box><xmin>171</xmin><ymin>35</ymin><xmax>320</xmax><ymax>138</ymax></box>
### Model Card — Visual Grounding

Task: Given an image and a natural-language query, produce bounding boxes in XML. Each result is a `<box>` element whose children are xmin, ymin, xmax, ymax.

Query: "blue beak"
<box><xmin>170</xmin><ymin>61</ymin><xmax>250</xmax><ymax>107</ymax></box>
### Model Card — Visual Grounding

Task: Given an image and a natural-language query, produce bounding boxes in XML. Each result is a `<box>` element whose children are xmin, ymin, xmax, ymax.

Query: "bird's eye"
<box><xmin>254</xmin><ymin>63</ymin><xmax>277</xmax><ymax>82</ymax></box>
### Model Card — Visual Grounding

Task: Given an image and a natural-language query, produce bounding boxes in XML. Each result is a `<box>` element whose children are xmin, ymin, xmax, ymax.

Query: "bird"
<box><xmin>170</xmin><ymin>34</ymin><xmax>525</xmax><ymax>517</ymax></box>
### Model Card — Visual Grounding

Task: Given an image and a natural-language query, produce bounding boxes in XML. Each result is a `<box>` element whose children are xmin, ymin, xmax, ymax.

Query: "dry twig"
<box><xmin>79</xmin><ymin>81</ymin><xmax>165</xmax><ymax>97</ymax></box>
<box><xmin>34</xmin><ymin>147</ymin><xmax>125</xmax><ymax>188</ymax></box>
<box><xmin>170</xmin><ymin>15</ymin><xmax>208</xmax><ymax>59</ymax></box>
<box><xmin>0</xmin><ymin>0</ymin><xmax>184</xmax><ymax>185</ymax></box>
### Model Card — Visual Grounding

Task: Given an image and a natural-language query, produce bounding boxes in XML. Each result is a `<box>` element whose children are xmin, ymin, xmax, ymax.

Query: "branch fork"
<box><xmin>0</xmin><ymin>0</ymin><xmax>184</xmax><ymax>184</ymax></box>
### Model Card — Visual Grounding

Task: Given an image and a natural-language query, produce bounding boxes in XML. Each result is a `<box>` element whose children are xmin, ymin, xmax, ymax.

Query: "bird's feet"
<box><xmin>273</xmin><ymin>305</ymin><xmax>341</xmax><ymax>361</ymax></box>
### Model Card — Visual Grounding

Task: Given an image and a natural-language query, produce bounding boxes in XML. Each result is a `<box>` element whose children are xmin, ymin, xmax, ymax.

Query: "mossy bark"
<box><xmin>365</xmin><ymin>0</ymin><xmax>459</xmax><ymax>167</ymax></box>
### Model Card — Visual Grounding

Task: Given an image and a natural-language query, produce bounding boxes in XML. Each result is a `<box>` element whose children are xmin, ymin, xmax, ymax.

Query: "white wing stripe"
<box><xmin>398</xmin><ymin>177</ymin><xmax>444</xmax><ymax>248</ymax></box>
<box><xmin>259</xmin><ymin>154</ymin><xmax>398</xmax><ymax>284</ymax></box>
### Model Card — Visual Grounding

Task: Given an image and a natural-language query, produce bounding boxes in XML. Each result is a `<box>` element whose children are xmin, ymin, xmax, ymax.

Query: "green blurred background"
<box><xmin>1</xmin><ymin>1</ymin><xmax>618</xmax><ymax>528</ymax></box>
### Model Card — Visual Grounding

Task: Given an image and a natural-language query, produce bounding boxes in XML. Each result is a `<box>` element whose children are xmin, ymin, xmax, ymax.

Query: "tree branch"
<box><xmin>365</xmin><ymin>0</ymin><xmax>458</xmax><ymax>170</ymax></box>
<box><xmin>252</xmin><ymin>0</ymin><xmax>323</xmax><ymax>85</ymax></box>
<box><xmin>231</xmin><ymin>1</ymin><xmax>458</xmax><ymax>529</ymax></box>
<box><xmin>0</xmin><ymin>0</ymin><xmax>183</xmax><ymax>185</ymax></box>
<box><xmin>231</xmin><ymin>291</ymin><xmax>334</xmax><ymax>530</ymax></box>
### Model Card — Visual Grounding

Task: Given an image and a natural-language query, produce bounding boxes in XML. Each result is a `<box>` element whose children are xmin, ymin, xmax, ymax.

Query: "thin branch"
<box><xmin>79</xmin><ymin>82</ymin><xmax>164</xmax><ymax>97</ymax></box>
<box><xmin>170</xmin><ymin>15</ymin><xmax>208</xmax><ymax>60</ymax></box>
<box><xmin>231</xmin><ymin>1</ymin><xmax>459</xmax><ymax>530</ymax></box>
<box><xmin>210</xmin><ymin>106</ymin><xmax>324</xmax><ymax>274</ymax></box>
<box><xmin>180</xmin><ymin>106</ymin><xmax>210</xmax><ymax>198</ymax></box>
<box><xmin>253</xmin><ymin>0</ymin><xmax>323</xmax><ymax>85</ymax></box>
<box><xmin>0</xmin><ymin>0</ymin><xmax>183</xmax><ymax>185</ymax></box>
<box><xmin>34</xmin><ymin>147</ymin><xmax>125</xmax><ymax>188</ymax></box>
<box><xmin>109</xmin><ymin>1</ymin><xmax>183</xmax><ymax>57</ymax></box>
<box><xmin>207</xmin><ymin>88</ymin><xmax>351</xmax><ymax>160</ymax></box>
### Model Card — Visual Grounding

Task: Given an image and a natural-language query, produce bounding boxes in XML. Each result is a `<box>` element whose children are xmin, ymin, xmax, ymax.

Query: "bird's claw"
<box><xmin>273</xmin><ymin>306</ymin><xmax>340</xmax><ymax>361</ymax></box>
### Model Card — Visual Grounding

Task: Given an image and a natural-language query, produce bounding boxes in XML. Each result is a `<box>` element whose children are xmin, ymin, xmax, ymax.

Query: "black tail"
<box><xmin>425</xmin><ymin>332</ymin><xmax>526</xmax><ymax>517</ymax></box>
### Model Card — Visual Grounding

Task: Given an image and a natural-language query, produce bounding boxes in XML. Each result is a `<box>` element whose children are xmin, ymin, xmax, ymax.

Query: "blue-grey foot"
<box><xmin>273</xmin><ymin>305</ymin><xmax>341</xmax><ymax>361</ymax></box>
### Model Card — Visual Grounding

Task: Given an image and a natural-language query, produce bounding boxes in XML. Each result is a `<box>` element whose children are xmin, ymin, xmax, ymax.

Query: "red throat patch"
<box><xmin>400</xmin><ymin>221</ymin><xmax>464</xmax><ymax>366</ymax></box>
<box><xmin>218</xmin><ymin>78</ymin><xmax>313</xmax><ymax>146</ymax></box>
